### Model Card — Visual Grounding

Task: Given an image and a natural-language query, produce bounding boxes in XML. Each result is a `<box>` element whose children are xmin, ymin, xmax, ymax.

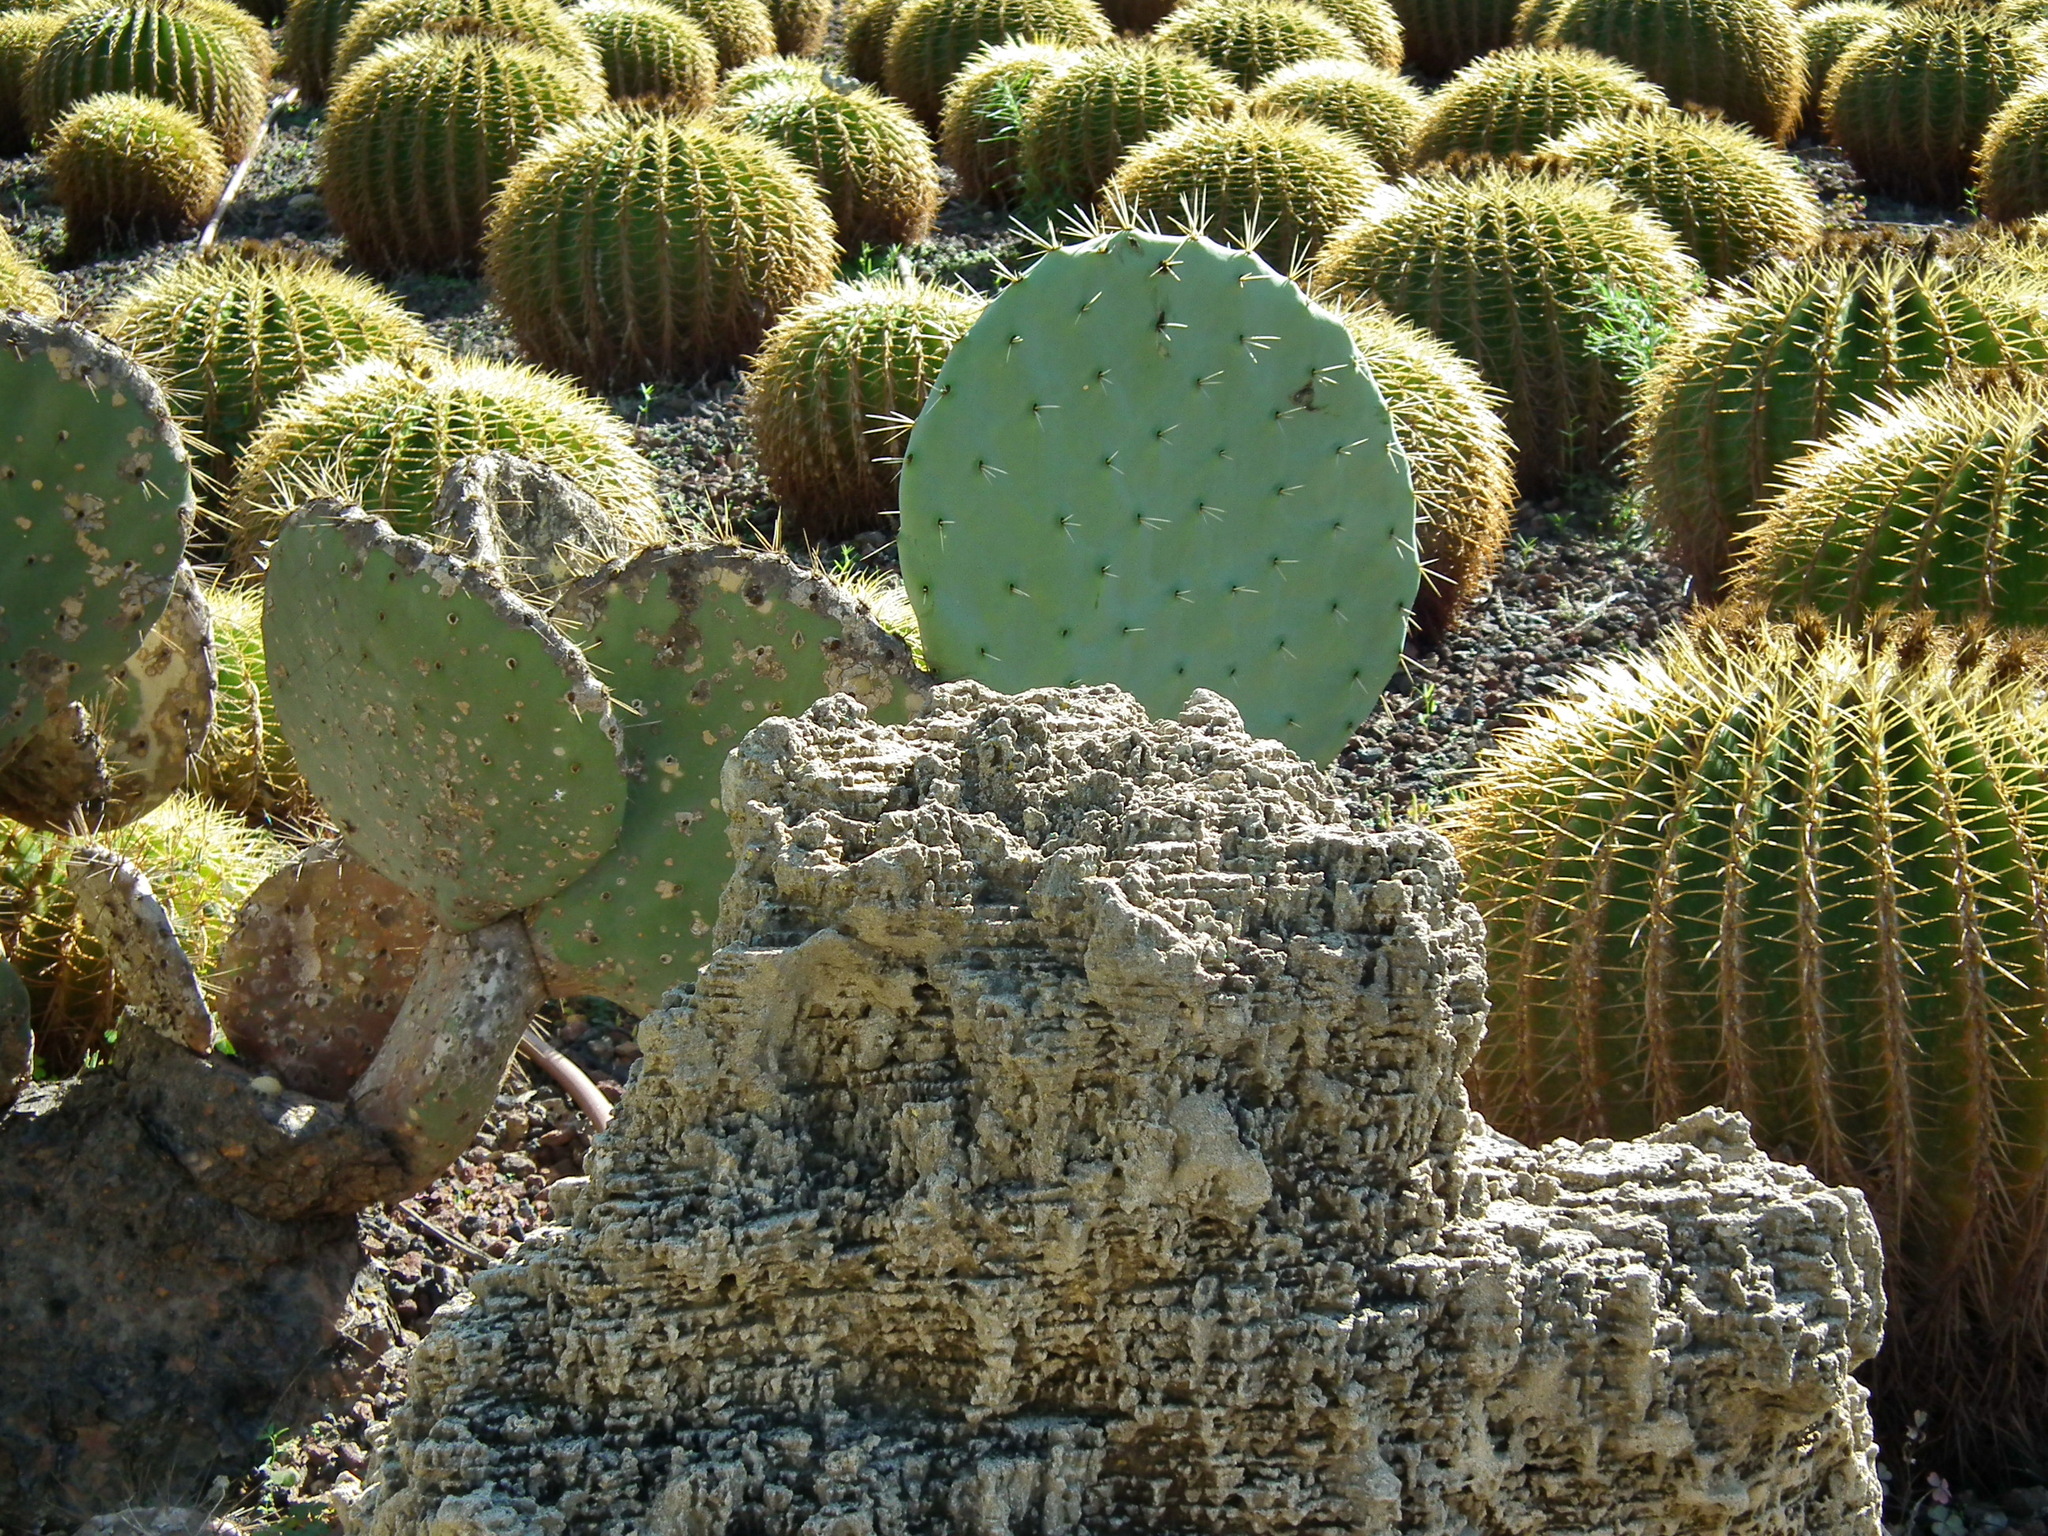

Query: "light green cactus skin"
<box><xmin>1248</xmin><ymin>58</ymin><xmax>1423</xmax><ymax>177</ymax></box>
<box><xmin>1731</xmin><ymin>379</ymin><xmax>2048</xmax><ymax>626</ymax></box>
<box><xmin>1312</xmin><ymin>164</ymin><xmax>1699</xmax><ymax>493</ymax></box>
<box><xmin>1101</xmin><ymin>112</ymin><xmax>1380</xmax><ymax>273</ymax></box>
<box><xmin>572</xmin><ymin>0</ymin><xmax>718</xmax><ymax>104</ymax></box>
<box><xmin>1824</xmin><ymin>8</ymin><xmax>2045</xmax><ymax>205</ymax></box>
<box><xmin>1410</xmin><ymin>44</ymin><xmax>1666</xmax><ymax>164</ymax></box>
<box><xmin>332</xmin><ymin>0</ymin><xmax>604</xmax><ymax>80</ymax></box>
<box><xmin>1535</xmin><ymin>0</ymin><xmax>1804</xmax><ymax>143</ymax></box>
<box><xmin>281</xmin><ymin>0</ymin><xmax>377</xmax><ymax>100</ymax></box>
<box><xmin>264</xmin><ymin>503</ymin><xmax>628</xmax><ymax>931</ymax></box>
<box><xmin>940</xmin><ymin>40</ymin><xmax>1078</xmax><ymax>206</ymax></box>
<box><xmin>0</xmin><ymin>315</ymin><xmax>192</xmax><ymax>765</ymax></box>
<box><xmin>899</xmin><ymin>229</ymin><xmax>1417</xmax><ymax>763</ymax></box>
<box><xmin>526</xmin><ymin>546</ymin><xmax>929</xmax><ymax>1008</ymax></box>
<box><xmin>1019</xmin><ymin>43</ymin><xmax>1242</xmax><ymax>210</ymax></box>
<box><xmin>712</xmin><ymin>82</ymin><xmax>943</xmax><ymax>249</ymax></box>
<box><xmin>1979</xmin><ymin>82</ymin><xmax>2048</xmax><ymax>224</ymax></box>
<box><xmin>882</xmin><ymin>0</ymin><xmax>1112</xmax><ymax>126</ymax></box>
<box><xmin>1385</xmin><ymin>0</ymin><xmax>1516</xmax><ymax>73</ymax></box>
<box><xmin>0</xmin><ymin>11</ymin><xmax>62</xmax><ymax>154</ymax></box>
<box><xmin>1537</xmin><ymin>113</ymin><xmax>1823</xmax><ymax>282</ymax></box>
<box><xmin>321</xmin><ymin>33</ymin><xmax>605</xmax><ymax>274</ymax></box>
<box><xmin>27</xmin><ymin>0</ymin><xmax>267</xmax><ymax>158</ymax></box>
<box><xmin>1152</xmin><ymin>0</ymin><xmax>1368</xmax><ymax>92</ymax></box>
<box><xmin>1632</xmin><ymin>250</ymin><xmax>2048</xmax><ymax>594</ymax></box>
<box><xmin>485</xmin><ymin>113</ymin><xmax>839</xmax><ymax>390</ymax></box>
<box><xmin>1795</xmin><ymin>1</ymin><xmax>1889</xmax><ymax>134</ymax></box>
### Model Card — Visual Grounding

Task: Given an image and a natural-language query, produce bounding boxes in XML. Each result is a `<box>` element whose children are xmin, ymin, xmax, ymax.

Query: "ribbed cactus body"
<box><xmin>766</xmin><ymin>0</ymin><xmax>829</xmax><ymax>51</ymax></box>
<box><xmin>0</xmin><ymin>11</ymin><xmax>60</xmax><ymax>154</ymax></box>
<box><xmin>1410</xmin><ymin>45</ymin><xmax>1664</xmax><ymax>164</ymax></box>
<box><xmin>190</xmin><ymin>582</ymin><xmax>317</xmax><ymax>828</ymax></box>
<box><xmin>485</xmin><ymin>112</ymin><xmax>839</xmax><ymax>387</ymax></box>
<box><xmin>1313</xmin><ymin>164</ymin><xmax>1698</xmax><ymax>492</ymax></box>
<box><xmin>643</xmin><ymin>0</ymin><xmax>774</xmax><ymax>68</ymax></box>
<box><xmin>941</xmin><ymin>40</ymin><xmax>1079</xmax><ymax>203</ymax></box>
<box><xmin>718</xmin><ymin>53</ymin><xmax>831</xmax><ymax>100</ymax></box>
<box><xmin>1632</xmin><ymin>250</ymin><xmax>2048</xmax><ymax>593</ymax></box>
<box><xmin>321</xmin><ymin>33</ymin><xmax>603</xmax><ymax>272</ymax></box>
<box><xmin>28</xmin><ymin>0</ymin><xmax>266</xmax><ymax>157</ymax></box>
<box><xmin>1248</xmin><ymin>58</ymin><xmax>1421</xmax><ymax>175</ymax></box>
<box><xmin>1979</xmin><ymin>82</ymin><xmax>2048</xmax><ymax>223</ymax></box>
<box><xmin>841</xmin><ymin>0</ymin><xmax>907</xmax><ymax>80</ymax></box>
<box><xmin>332</xmin><ymin>0</ymin><xmax>602</xmax><ymax>81</ymax></box>
<box><xmin>1733</xmin><ymin>379</ymin><xmax>2048</xmax><ymax>626</ymax></box>
<box><xmin>1448</xmin><ymin>613</ymin><xmax>2048</xmax><ymax>1475</ymax></box>
<box><xmin>103</xmin><ymin>246</ymin><xmax>439</xmax><ymax>490</ymax></box>
<box><xmin>0</xmin><ymin>224</ymin><xmax>58</xmax><ymax>313</ymax></box>
<box><xmin>1338</xmin><ymin>301</ymin><xmax>1515</xmax><ymax>641</ymax></box>
<box><xmin>1794</xmin><ymin>0</ymin><xmax>1887</xmax><ymax>134</ymax></box>
<box><xmin>1152</xmin><ymin>0</ymin><xmax>1368</xmax><ymax>90</ymax></box>
<box><xmin>882</xmin><ymin>0</ymin><xmax>1111</xmax><ymax>125</ymax></box>
<box><xmin>1300</xmin><ymin>0</ymin><xmax>1402</xmax><ymax>64</ymax></box>
<box><xmin>572</xmin><ymin>0</ymin><xmax>717</xmax><ymax>104</ymax></box>
<box><xmin>280</xmin><ymin>0</ymin><xmax>376</xmax><ymax>98</ymax></box>
<box><xmin>714</xmin><ymin>82</ymin><xmax>942</xmax><ymax>248</ymax></box>
<box><xmin>1102</xmin><ymin>112</ymin><xmax>1380</xmax><ymax>271</ymax></box>
<box><xmin>46</xmin><ymin>91</ymin><xmax>225</xmax><ymax>256</ymax></box>
<box><xmin>228</xmin><ymin>355</ymin><xmax>663</xmax><ymax>565</ymax></box>
<box><xmin>1020</xmin><ymin>42</ymin><xmax>1240</xmax><ymax>208</ymax></box>
<box><xmin>1824</xmin><ymin>8</ymin><xmax>2044</xmax><ymax>205</ymax></box>
<box><xmin>1535</xmin><ymin>0</ymin><xmax>1803</xmax><ymax>142</ymax></box>
<box><xmin>1384</xmin><ymin>0</ymin><xmax>1515</xmax><ymax>74</ymax></box>
<box><xmin>1538</xmin><ymin>113</ymin><xmax>1822</xmax><ymax>281</ymax></box>
<box><xmin>746</xmin><ymin>278</ymin><xmax>983</xmax><ymax>538</ymax></box>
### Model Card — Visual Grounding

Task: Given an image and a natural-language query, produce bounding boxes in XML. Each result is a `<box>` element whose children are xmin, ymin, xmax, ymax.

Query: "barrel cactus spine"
<box><xmin>281</xmin><ymin>0</ymin><xmax>377</xmax><ymax>99</ymax></box>
<box><xmin>1247</xmin><ymin>58</ymin><xmax>1422</xmax><ymax>177</ymax></box>
<box><xmin>45</xmin><ymin>91</ymin><xmax>226</xmax><ymax>257</ymax></box>
<box><xmin>939</xmin><ymin>40</ymin><xmax>1079</xmax><ymax>206</ymax></box>
<box><xmin>0</xmin><ymin>224</ymin><xmax>58</xmax><ymax>314</ymax></box>
<box><xmin>1019</xmin><ymin>42</ymin><xmax>1242</xmax><ymax>210</ymax></box>
<box><xmin>190</xmin><ymin>580</ymin><xmax>319</xmax><ymax>829</ymax></box>
<box><xmin>27</xmin><ymin>0</ymin><xmax>267</xmax><ymax>158</ymax></box>
<box><xmin>1151</xmin><ymin>0</ymin><xmax>1372</xmax><ymax>91</ymax></box>
<box><xmin>1978</xmin><ymin>80</ymin><xmax>2048</xmax><ymax>224</ymax></box>
<box><xmin>882</xmin><ymin>0</ymin><xmax>1112</xmax><ymax>126</ymax></box>
<box><xmin>645</xmin><ymin>0</ymin><xmax>776</xmax><ymax>68</ymax></box>
<box><xmin>485</xmin><ymin>111</ymin><xmax>838</xmax><ymax>389</ymax></box>
<box><xmin>571</xmin><ymin>0</ymin><xmax>718</xmax><ymax>106</ymax></box>
<box><xmin>330</xmin><ymin>0</ymin><xmax>605</xmax><ymax>81</ymax></box>
<box><xmin>1409</xmin><ymin>45</ymin><xmax>1667</xmax><ymax>165</ymax></box>
<box><xmin>1794</xmin><ymin>0</ymin><xmax>1889</xmax><ymax>135</ymax></box>
<box><xmin>841</xmin><ymin>0</ymin><xmax>908</xmax><ymax>81</ymax></box>
<box><xmin>0</xmin><ymin>9</ymin><xmax>61</xmax><ymax>154</ymax></box>
<box><xmin>764</xmin><ymin>0</ymin><xmax>829</xmax><ymax>52</ymax></box>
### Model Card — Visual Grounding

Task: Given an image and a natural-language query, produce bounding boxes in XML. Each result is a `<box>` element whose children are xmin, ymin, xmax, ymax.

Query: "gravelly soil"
<box><xmin>4</xmin><ymin>71</ymin><xmax>2041</xmax><ymax>1536</ymax></box>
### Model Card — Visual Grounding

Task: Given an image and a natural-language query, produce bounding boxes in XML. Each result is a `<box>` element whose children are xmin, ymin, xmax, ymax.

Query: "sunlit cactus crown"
<box><xmin>1823</xmin><ymin>5</ymin><xmax>2047</xmax><ymax>204</ymax></box>
<box><xmin>1977</xmin><ymin>80</ymin><xmax>2048</xmax><ymax>224</ymax></box>
<box><xmin>1335</xmin><ymin>299</ymin><xmax>1517</xmax><ymax>643</ymax></box>
<box><xmin>1732</xmin><ymin>372</ymin><xmax>2048</xmax><ymax>627</ymax></box>
<box><xmin>712</xmin><ymin>80</ymin><xmax>943</xmax><ymax>249</ymax></box>
<box><xmin>1101</xmin><ymin>110</ymin><xmax>1382</xmax><ymax>274</ymax></box>
<box><xmin>44</xmin><ymin>89</ymin><xmax>224</xmax><ymax>256</ymax></box>
<box><xmin>1248</xmin><ymin>57</ymin><xmax>1423</xmax><ymax>176</ymax></box>
<box><xmin>1536</xmin><ymin>111</ymin><xmax>1823</xmax><ymax>281</ymax></box>
<box><xmin>655</xmin><ymin>0</ymin><xmax>775</xmax><ymax>69</ymax></box>
<box><xmin>1312</xmin><ymin>163</ymin><xmax>1699</xmax><ymax>492</ymax></box>
<box><xmin>0</xmin><ymin>10</ymin><xmax>63</xmax><ymax>152</ymax></box>
<box><xmin>747</xmin><ymin>276</ymin><xmax>986</xmax><ymax>540</ymax></box>
<box><xmin>485</xmin><ymin>110</ymin><xmax>838</xmax><ymax>389</ymax></box>
<box><xmin>320</xmin><ymin>30</ymin><xmax>604</xmax><ymax>273</ymax></box>
<box><xmin>102</xmin><ymin>244</ymin><xmax>440</xmax><ymax>490</ymax></box>
<box><xmin>27</xmin><ymin>0</ymin><xmax>267</xmax><ymax>157</ymax></box>
<box><xmin>1529</xmin><ymin>0</ymin><xmax>1804</xmax><ymax>143</ymax></box>
<box><xmin>227</xmin><ymin>354</ymin><xmax>663</xmax><ymax>567</ymax></box>
<box><xmin>898</xmin><ymin>225</ymin><xmax>1418</xmax><ymax>762</ymax></box>
<box><xmin>1410</xmin><ymin>44</ymin><xmax>1666</xmax><ymax>164</ymax></box>
<box><xmin>153</xmin><ymin>0</ymin><xmax>276</xmax><ymax>76</ymax></box>
<box><xmin>1446</xmin><ymin>607</ymin><xmax>2048</xmax><ymax>1473</ymax></box>
<box><xmin>939</xmin><ymin>39</ymin><xmax>1080</xmax><ymax>205</ymax></box>
<box><xmin>570</xmin><ymin>0</ymin><xmax>716</xmax><ymax>105</ymax></box>
<box><xmin>0</xmin><ymin>222</ymin><xmax>58</xmax><ymax>313</ymax></box>
<box><xmin>717</xmin><ymin>54</ymin><xmax>851</xmax><ymax>103</ymax></box>
<box><xmin>331</xmin><ymin>0</ymin><xmax>602</xmax><ymax>81</ymax></box>
<box><xmin>1301</xmin><ymin>0</ymin><xmax>1404</xmax><ymax>65</ymax></box>
<box><xmin>1019</xmin><ymin>42</ymin><xmax>1242</xmax><ymax>210</ymax></box>
<box><xmin>881</xmin><ymin>0</ymin><xmax>1111</xmax><ymax>126</ymax></box>
<box><xmin>1794</xmin><ymin>0</ymin><xmax>1889</xmax><ymax>132</ymax></box>
<box><xmin>1632</xmin><ymin>239</ymin><xmax>2048</xmax><ymax>594</ymax></box>
<box><xmin>1152</xmin><ymin>0</ymin><xmax>1372</xmax><ymax>92</ymax></box>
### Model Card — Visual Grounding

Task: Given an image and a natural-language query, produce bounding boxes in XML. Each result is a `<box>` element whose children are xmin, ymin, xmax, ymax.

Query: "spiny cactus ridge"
<box><xmin>1247</xmin><ymin>58</ymin><xmax>1422</xmax><ymax>176</ymax></box>
<box><xmin>1152</xmin><ymin>0</ymin><xmax>1371</xmax><ymax>91</ymax></box>
<box><xmin>28</xmin><ymin>0</ymin><xmax>268</xmax><ymax>158</ymax></box>
<box><xmin>571</xmin><ymin>0</ymin><xmax>718</xmax><ymax>106</ymax></box>
<box><xmin>331</xmin><ymin>0</ymin><xmax>603</xmax><ymax>82</ymax></box>
<box><xmin>1020</xmin><ymin>42</ymin><xmax>1242</xmax><ymax>209</ymax></box>
<box><xmin>712</xmin><ymin>81</ymin><xmax>942</xmax><ymax>249</ymax></box>
<box><xmin>940</xmin><ymin>40</ymin><xmax>1079</xmax><ymax>205</ymax></box>
<box><xmin>1410</xmin><ymin>44</ymin><xmax>1666</xmax><ymax>164</ymax></box>
<box><xmin>45</xmin><ymin>90</ymin><xmax>225</xmax><ymax>258</ymax></box>
<box><xmin>882</xmin><ymin>0</ymin><xmax>1111</xmax><ymax>125</ymax></box>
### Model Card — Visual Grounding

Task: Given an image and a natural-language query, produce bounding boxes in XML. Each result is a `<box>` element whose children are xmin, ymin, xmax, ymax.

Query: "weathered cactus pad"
<box><xmin>264</xmin><ymin>503</ymin><xmax>627</xmax><ymax>930</ymax></box>
<box><xmin>897</xmin><ymin>228</ymin><xmax>1416</xmax><ymax>762</ymax></box>
<box><xmin>0</xmin><ymin>313</ymin><xmax>191</xmax><ymax>764</ymax></box>
<box><xmin>527</xmin><ymin>545</ymin><xmax>929</xmax><ymax>1008</ymax></box>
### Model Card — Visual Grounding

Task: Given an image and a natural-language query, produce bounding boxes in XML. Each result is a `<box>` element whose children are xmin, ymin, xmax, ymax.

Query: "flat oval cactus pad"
<box><xmin>0</xmin><ymin>314</ymin><xmax>191</xmax><ymax>764</ymax></box>
<box><xmin>897</xmin><ymin>228</ymin><xmax>1417</xmax><ymax>762</ymax></box>
<box><xmin>527</xmin><ymin>545</ymin><xmax>930</xmax><ymax>1010</ymax></box>
<box><xmin>264</xmin><ymin>503</ymin><xmax>628</xmax><ymax>931</ymax></box>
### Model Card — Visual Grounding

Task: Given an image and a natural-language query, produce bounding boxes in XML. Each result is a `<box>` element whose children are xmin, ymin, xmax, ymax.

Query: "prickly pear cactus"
<box><xmin>0</xmin><ymin>314</ymin><xmax>191</xmax><ymax>767</ymax></box>
<box><xmin>263</xmin><ymin>502</ymin><xmax>627</xmax><ymax>931</ymax></box>
<box><xmin>526</xmin><ymin>546</ymin><xmax>930</xmax><ymax>1008</ymax></box>
<box><xmin>899</xmin><ymin>229</ymin><xmax>1416</xmax><ymax>762</ymax></box>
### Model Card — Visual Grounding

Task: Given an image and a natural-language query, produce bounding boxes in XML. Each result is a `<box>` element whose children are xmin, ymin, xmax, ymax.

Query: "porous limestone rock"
<box><xmin>352</xmin><ymin>683</ymin><xmax>1887</xmax><ymax>1536</ymax></box>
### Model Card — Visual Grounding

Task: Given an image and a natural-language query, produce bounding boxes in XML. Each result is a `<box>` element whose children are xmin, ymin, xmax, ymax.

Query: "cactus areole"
<box><xmin>898</xmin><ymin>229</ymin><xmax>1417</xmax><ymax>763</ymax></box>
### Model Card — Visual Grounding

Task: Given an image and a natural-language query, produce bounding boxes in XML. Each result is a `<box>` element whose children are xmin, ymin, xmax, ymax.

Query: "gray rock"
<box><xmin>352</xmin><ymin>683</ymin><xmax>1885</xmax><ymax>1535</ymax></box>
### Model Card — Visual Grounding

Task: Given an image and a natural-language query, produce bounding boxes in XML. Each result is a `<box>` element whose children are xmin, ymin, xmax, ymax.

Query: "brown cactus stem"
<box><xmin>349</xmin><ymin>916</ymin><xmax>543</xmax><ymax>1190</ymax></box>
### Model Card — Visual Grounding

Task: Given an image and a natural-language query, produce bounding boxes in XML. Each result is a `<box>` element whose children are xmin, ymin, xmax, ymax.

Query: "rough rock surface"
<box><xmin>353</xmin><ymin>684</ymin><xmax>1887</xmax><ymax>1536</ymax></box>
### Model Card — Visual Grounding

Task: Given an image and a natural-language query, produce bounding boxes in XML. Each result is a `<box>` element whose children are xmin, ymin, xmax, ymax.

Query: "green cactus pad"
<box><xmin>899</xmin><ymin>228</ymin><xmax>1416</xmax><ymax>762</ymax></box>
<box><xmin>0</xmin><ymin>314</ymin><xmax>191</xmax><ymax>767</ymax></box>
<box><xmin>526</xmin><ymin>546</ymin><xmax>930</xmax><ymax>1008</ymax></box>
<box><xmin>264</xmin><ymin>502</ymin><xmax>628</xmax><ymax>930</ymax></box>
